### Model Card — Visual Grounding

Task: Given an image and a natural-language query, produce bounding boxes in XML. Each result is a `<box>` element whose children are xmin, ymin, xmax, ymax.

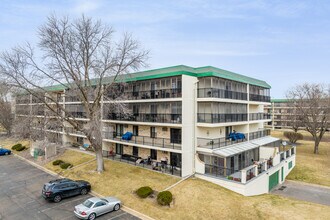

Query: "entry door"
<box><xmin>225</xmin><ymin>126</ymin><xmax>232</xmax><ymax>137</ymax></box>
<box><xmin>170</xmin><ymin>152</ymin><xmax>182</xmax><ymax>167</ymax></box>
<box><xmin>170</xmin><ymin>128</ymin><xmax>182</xmax><ymax>144</ymax></box>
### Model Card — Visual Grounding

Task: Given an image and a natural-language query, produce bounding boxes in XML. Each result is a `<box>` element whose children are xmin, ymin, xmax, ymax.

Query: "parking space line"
<box><xmin>39</xmin><ymin>196</ymin><xmax>90</xmax><ymax>213</ymax></box>
<box><xmin>108</xmin><ymin>212</ymin><xmax>127</xmax><ymax>220</ymax></box>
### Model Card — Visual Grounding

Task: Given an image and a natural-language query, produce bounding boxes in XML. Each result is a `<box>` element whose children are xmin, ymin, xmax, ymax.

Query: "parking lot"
<box><xmin>0</xmin><ymin>155</ymin><xmax>140</xmax><ymax>220</ymax></box>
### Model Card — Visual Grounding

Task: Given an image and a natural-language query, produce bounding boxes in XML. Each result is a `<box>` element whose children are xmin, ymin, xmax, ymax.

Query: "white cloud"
<box><xmin>73</xmin><ymin>0</ymin><xmax>103</xmax><ymax>14</ymax></box>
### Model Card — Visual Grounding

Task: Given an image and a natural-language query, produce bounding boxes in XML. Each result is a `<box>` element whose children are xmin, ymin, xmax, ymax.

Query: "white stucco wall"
<box><xmin>181</xmin><ymin>74</ymin><xmax>198</xmax><ymax>177</ymax></box>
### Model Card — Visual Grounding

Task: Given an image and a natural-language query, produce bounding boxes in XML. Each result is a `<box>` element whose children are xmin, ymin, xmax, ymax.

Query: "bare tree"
<box><xmin>286</xmin><ymin>83</ymin><xmax>330</xmax><ymax>154</ymax></box>
<box><xmin>0</xmin><ymin>82</ymin><xmax>14</xmax><ymax>135</ymax></box>
<box><xmin>0</xmin><ymin>15</ymin><xmax>148</xmax><ymax>172</ymax></box>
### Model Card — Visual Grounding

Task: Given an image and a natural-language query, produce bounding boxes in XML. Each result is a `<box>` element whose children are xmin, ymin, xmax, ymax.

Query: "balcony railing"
<box><xmin>104</xmin><ymin>113</ymin><xmax>182</xmax><ymax>124</ymax></box>
<box><xmin>107</xmin><ymin>88</ymin><xmax>182</xmax><ymax>100</ymax></box>
<box><xmin>198</xmin><ymin>88</ymin><xmax>247</xmax><ymax>100</ymax></box>
<box><xmin>197</xmin><ymin>113</ymin><xmax>248</xmax><ymax>123</ymax></box>
<box><xmin>249</xmin><ymin>94</ymin><xmax>270</xmax><ymax>102</ymax></box>
<box><xmin>205</xmin><ymin>164</ymin><xmax>236</xmax><ymax>177</ymax></box>
<box><xmin>249</xmin><ymin>113</ymin><xmax>271</xmax><ymax>121</ymax></box>
<box><xmin>64</xmin><ymin>127</ymin><xmax>85</xmax><ymax>136</ymax></box>
<box><xmin>46</xmin><ymin>126</ymin><xmax>63</xmax><ymax>132</ymax></box>
<box><xmin>66</xmin><ymin>112</ymin><xmax>87</xmax><ymax>118</ymax></box>
<box><xmin>103</xmin><ymin>132</ymin><xmax>181</xmax><ymax>150</ymax></box>
<box><xmin>197</xmin><ymin>134</ymin><xmax>247</xmax><ymax>149</ymax></box>
<box><xmin>249</xmin><ymin>129</ymin><xmax>271</xmax><ymax>140</ymax></box>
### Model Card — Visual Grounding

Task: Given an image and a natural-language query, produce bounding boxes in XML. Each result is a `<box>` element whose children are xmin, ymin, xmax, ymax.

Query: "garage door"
<box><xmin>269</xmin><ymin>170</ymin><xmax>279</xmax><ymax>191</ymax></box>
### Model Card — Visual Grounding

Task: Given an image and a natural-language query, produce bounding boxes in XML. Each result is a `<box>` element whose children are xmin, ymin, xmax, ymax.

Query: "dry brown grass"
<box><xmin>0</xmin><ymin>137</ymin><xmax>31</xmax><ymax>153</ymax></box>
<box><xmin>271</xmin><ymin>130</ymin><xmax>330</xmax><ymax>187</ymax></box>
<box><xmin>44</xmin><ymin>149</ymin><xmax>330</xmax><ymax>220</ymax></box>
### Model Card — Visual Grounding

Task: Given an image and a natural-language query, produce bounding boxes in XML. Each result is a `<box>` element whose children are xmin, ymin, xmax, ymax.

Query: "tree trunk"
<box><xmin>314</xmin><ymin>138</ymin><xmax>320</xmax><ymax>154</ymax></box>
<box><xmin>95</xmin><ymin>147</ymin><xmax>105</xmax><ymax>173</ymax></box>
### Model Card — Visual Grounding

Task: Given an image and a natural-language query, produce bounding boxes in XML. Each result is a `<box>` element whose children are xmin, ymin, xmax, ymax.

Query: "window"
<box><xmin>94</xmin><ymin>201</ymin><xmax>106</xmax><ymax>207</ymax></box>
<box><xmin>116</xmin><ymin>144</ymin><xmax>123</xmax><ymax>155</ymax></box>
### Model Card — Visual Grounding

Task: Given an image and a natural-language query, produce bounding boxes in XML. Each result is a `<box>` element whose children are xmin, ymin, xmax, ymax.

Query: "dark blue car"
<box><xmin>0</xmin><ymin>148</ymin><xmax>11</xmax><ymax>156</ymax></box>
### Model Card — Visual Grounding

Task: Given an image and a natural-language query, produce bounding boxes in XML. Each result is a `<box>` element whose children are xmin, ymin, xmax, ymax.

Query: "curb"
<box><xmin>286</xmin><ymin>180</ymin><xmax>330</xmax><ymax>189</ymax></box>
<box><xmin>13</xmin><ymin>154</ymin><xmax>155</xmax><ymax>220</ymax></box>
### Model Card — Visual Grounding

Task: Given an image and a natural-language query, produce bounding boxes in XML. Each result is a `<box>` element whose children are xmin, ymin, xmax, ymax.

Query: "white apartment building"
<box><xmin>15</xmin><ymin>65</ymin><xmax>296</xmax><ymax>196</ymax></box>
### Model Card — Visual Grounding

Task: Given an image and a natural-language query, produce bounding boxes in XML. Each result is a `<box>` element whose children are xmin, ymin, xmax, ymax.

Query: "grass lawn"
<box><xmin>45</xmin><ymin>149</ymin><xmax>330</xmax><ymax>220</ymax></box>
<box><xmin>271</xmin><ymin>130</ymin><xmax>330</xmax><ymax>187</ymax></box>
<box><xmin>0</xmin><ymin>137</ymin><xmax>30</xmax><ymax>153</ymax></box>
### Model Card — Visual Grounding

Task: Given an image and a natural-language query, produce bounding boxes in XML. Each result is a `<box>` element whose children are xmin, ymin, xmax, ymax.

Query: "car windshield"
<box><xmin>83</xmin><ymin>200</ymin><xmax>94</xmax><ymax>208</ymax></box>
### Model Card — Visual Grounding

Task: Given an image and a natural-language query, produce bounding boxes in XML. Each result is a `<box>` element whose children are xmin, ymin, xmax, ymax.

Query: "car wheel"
<box><xmin>53</xmin><ymin>194</ymin><xmax>62</xmax><ymax>203</ymax></box>
<box><xmin>88</xmin><ymin>213</ymin><xmax>96</xmax><ymax>220</ymax></box>
<box><xmin>113</xmin><ymin>203</ymin><xmax>120</xmax><ymax>211</ymax></box>
<box><xmin>5</xmin><ymin>152</ymin><xmax>8</xmax><ymax>155</ymax></box>
<box><xmin>80</xmin><ymin>188</ymin><xmax>88</xmax><ymax>195</ymax></box>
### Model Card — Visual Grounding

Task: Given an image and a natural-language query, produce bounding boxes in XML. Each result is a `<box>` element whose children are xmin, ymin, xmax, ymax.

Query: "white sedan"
<box><xmin>74</xmin><ymin>197</ymin><xmax>121</xmax><ymax>220</ymax></box>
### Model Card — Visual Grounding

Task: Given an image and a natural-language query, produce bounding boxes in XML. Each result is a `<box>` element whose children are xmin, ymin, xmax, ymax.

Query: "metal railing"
<box><xmin>104</xmin><ymin>113</ymin><xmax>182</xmax><ymax>124</ymax></box>
<box><xmin>102</xmin><ymin>151</ymin><xmax>182</xmax><ymax>177</ymax></box>
<box><xmin>249</xmin><ymin>129</ymin><xmax>271</xmax><ymax>140</ymax></box>
<box><xmin>197</xmin><ymin>135</ymin><xmax>247</xmax><ymax>149</ymax></box>
<box><xmin>197</xmin><ymin>113</ymin><xmax>248</xmax><ymax>123</ymax></box>
<box><xmin>103</xmin><ymin>132</ymin><xmax>181</xmax><ymax>150</ymax></box>
<box><xmin>64</xmin><ymin>127</ymin><xmax>85</xmax><ymax>136</ymax></box>
<box><xmin>249</xmin><ymin>113</ymin><xmax>271</xmax><ymax>121</ymax></box>
<box><xmin>204</xmin><ymin>164</ymin><xmax>236</xmax><ymax>177</ymax></box>
<box><xmin>107</xmin><ymin>88</ymin><xmax>182</xmax><ymax>100</ymax></box>
<box><xmin>249</xmin><ymin>94</ymin><xmax>271</xmax><ymax>102</ymax></box>
<box><xmin>198</xmin><ymin>88</ymin><xmax>247</xmax><ymax>100</ymax></box>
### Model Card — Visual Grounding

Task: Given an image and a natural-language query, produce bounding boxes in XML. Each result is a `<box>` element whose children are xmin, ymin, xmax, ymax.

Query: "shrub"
<box><xmin>284</xmin><ymin>131</ymin><xmax>303</xmax><ymax>143</ymax></box>
<box><xmin>16</xmin><ymin>145</ymin><xmax>26</xmax><ymax>151</ymax></box>
<box><xmin>157</xmin><ymin>191</ymin><xmax>173</xmax><ymax>206</ymax></box>
<box><xmin>136</xmin><ymin>186</ymin><xmax>153</xmax><ymax>198</ymax></box>
<box><xmin>11</xmin><ymin>143</ymin><xmax>22</xmax><ymax>150</ymax></box>
<box><xmin>52</xmin><ymin>160</ymin><xmax>64</xmax><ymax>166</ymax></box>
<box><xmin>60</xmin><ymin>162</ymin><xmax>72</xmax><ymax>169</ymax></box>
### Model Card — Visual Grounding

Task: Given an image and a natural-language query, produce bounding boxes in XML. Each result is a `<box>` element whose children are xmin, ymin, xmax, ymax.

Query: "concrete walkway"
<box><xmin>272</xmin><ymin>180</ymin><xmax>330</xmax><ymax>206</ymax></box>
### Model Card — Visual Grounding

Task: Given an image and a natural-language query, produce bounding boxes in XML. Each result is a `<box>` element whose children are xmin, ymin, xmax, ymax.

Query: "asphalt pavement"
<box><xmin>0</xmin><ymin>155</ymin><xmax>140</xmax><ymax>220</ymax></box>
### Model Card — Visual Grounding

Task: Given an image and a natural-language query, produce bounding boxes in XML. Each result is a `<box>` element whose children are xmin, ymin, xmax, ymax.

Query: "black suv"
<box><xmin>42</xmin><ymin>178</ymin><xmax>91</xmax><ymax>203</ymax></box>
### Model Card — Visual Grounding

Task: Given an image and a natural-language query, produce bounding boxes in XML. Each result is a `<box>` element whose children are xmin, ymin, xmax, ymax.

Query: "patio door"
<box><xmin>150</xmin><ymin>149</ymin><xmax>157</xmax><ymax>160</ymax></box>
<box><xmin>116</xmin><ymin>124</ymin><xmax>124</xmax><ymax>136</ymax></box>
<box><xmin>116</xmin><ymin>144</ymin><xmax>123</xmax><ymax>155</ymax></box>
<box><xmin>170</xmin><ymin>152</ymin><xmax>182</xmax><ymax>168</ymax></box>
<box><xmin>170</xmin><ymin>128</ymin><xmax>181</xmax><ymax>144</ymax></box>
<box><xmin>133</xmin><ymin>146</ymin><xmax>138</xmax><ymax>156</ymax></box>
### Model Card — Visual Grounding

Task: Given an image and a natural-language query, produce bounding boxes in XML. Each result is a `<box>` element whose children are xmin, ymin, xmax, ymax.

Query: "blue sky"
<box><xmin>1</xmin><ymin>0</ymin><xmax>329</xmax><ymax>98</ymax></box>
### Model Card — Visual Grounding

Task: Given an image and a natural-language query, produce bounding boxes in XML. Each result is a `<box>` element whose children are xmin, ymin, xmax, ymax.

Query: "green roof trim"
<box><xmin>42</xmin><ymin>65</ymin><xmax>271</xmax><ymax>92</ymax></box>
<box><xmin>271</xmin><ymin>99</ymin><xmax>290</xmax><ymax>103</ymax></box>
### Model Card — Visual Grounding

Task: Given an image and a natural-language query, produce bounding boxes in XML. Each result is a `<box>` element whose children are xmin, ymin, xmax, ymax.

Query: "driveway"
<box><xmin>272</xmin><ymin>180</ymin><xmax>330</xmax><ymax>206</ymax></box>
<box><xmin>0</xmin><ymin>155</ymin><xmax>140</xmax><ymax>220</ymax></box>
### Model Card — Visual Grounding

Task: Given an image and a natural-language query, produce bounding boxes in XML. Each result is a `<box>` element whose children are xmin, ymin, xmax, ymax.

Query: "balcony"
<box><xmin>249</xmin><ymin>94</ymin><xmax>270</xmax><ymax>102</ymax></box>
<box><xmin>103</xmin><ymin>132</ymin><xmax>181</xmax><ymax>150</ymax></box>
<box><xmin>197</xmin><ymin>135</ymin><xmax>247</xmax><ymax>149</ymax></box>
<box><xmin>108</xmin><ymin>88</ymin><xmax>182</xmax><ymax>100</ymax></box>
<box><xmin>198</xmin><ymin>88</ymin><xmax>247</xmax><ymax>100</ymax></box>
<box><xmin>197</xmin><ymin>113</ymin><xmax>248</xmax><ymax>123</ymax></box>
<box><xmin>249</xmin><ymin>129</ymin><xmax>271</xmax><ymax>140</ymax></box>
<box><xmin>104</xmin><ymin>113</ymin><xmax>182</xmax><ymax>124</ymax></box>
<box><xmin>64</xmin><ymin>127</ymin><xmax>85</xmax><ymax>136</ymax></box>
<box><xmin>249</xmin><ymin>113</ymin><xmax>271</xmax><ymax>121</ymax></box>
